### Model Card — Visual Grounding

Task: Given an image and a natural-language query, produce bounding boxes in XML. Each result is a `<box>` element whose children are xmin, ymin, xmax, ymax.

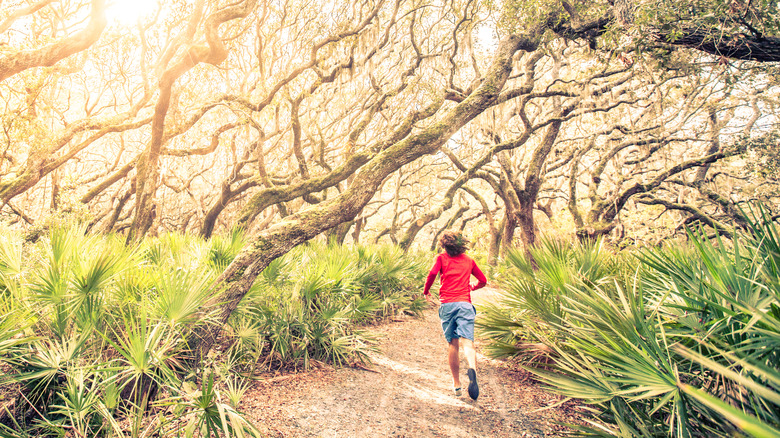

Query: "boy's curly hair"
<box><xmin>439</xmin><ymin>230</ymin><xmax>469</xmax><ymax>257</ymax></box>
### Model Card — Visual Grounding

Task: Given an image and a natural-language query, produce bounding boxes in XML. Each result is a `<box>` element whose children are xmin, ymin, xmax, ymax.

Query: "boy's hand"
<box><xmin>424</xmin><ymin>293</ymin><xmax>435</xmax><ymax>306</ymax></box>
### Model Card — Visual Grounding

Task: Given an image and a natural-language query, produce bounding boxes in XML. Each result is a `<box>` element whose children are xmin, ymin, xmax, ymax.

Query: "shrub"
<box><xmin>228</xmin><ymin>241</ymin><xmax>427</xmax><ymax>370</ymax></box>
<box><xmin>479</xmin><ymin>210</ymin><xmax>780</xmax><ymax>437</ymax></box>
<box><xmin>0</xmin><ymin>226</ymin><xmax>427</xmax><ymax>436</ymax></box>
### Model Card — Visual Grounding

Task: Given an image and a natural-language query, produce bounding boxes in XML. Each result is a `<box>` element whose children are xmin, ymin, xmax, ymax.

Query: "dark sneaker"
<box><xmin>467</xmin><ymin>368</ymin><xmax>479</xmax><ymax>400</ymax></box>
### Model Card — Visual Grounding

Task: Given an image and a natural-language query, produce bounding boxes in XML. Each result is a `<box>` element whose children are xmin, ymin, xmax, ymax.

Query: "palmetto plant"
<box><xmin>105</xmin><ymin>315</ymin><xmax>185</xmax><ymax>410</ymax></box>
<box><xmin>205</xmin><ymin>228</ymin><xmax>246</xmax><ymax>274</ymax></box>
<box><xmin>158</xmin><ymin>371</ymin><xmax>262</xmax><ymax>438</ymax></box>
<box><xmin>484</xmin><ymin>209</ymin><xmax>780</xmax><ymax>437</ymax></box>
<box><xmin>0</xmin><ymin>228</ymin><xmax>221</xmax><ymax>434</ymax></box>
<box><xmin>15</xmin><ymin>333</ymin><xmax>90</xmax><ymax>411</ymax></box>
<box><xmin>0</xmin><ymin>228</ymin><xmax>32</xmax><ymax>367</ymax></box>
<box><xmin>230</xmin><ymin>242</ymin><xmax>425</xmax><ymax>371</ymax></box>
<box><xmin>0</xmin><ymin>226</ymin><xmax>22</xmax><ymax>292</ymax></box>
<box><xmin>477</xmin><ymin>238</ymin><xmax>622</xmax><ymax>360</ymax></box>
<box><xmin>41</xmin><ymin>368</ymin><xmax>123</xmax><ymax>438</ymax></box>
<box><xmin>0</xmin><ymin>225</ymin><xmax>428</xmax><ymax>435</ymax></box>
<box><xmin>26</xmin><ymin>227</ymin><xmax>130</xmax><ymax>339</ymax></box>
<box><xmin>636</xmin><ymin>212</ymin><xmax>780</xmax><ymax>436</ymax></box>
<box><xmin>149</xmin><ymin>267</ymin><xmax>215</xmax><ymax>330</ymax></box>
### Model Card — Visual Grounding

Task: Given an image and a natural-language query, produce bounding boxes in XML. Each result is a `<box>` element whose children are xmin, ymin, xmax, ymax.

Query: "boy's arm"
<box><xmin>470</xmin><ymin>262</ymin><xmax>487</xmax><ymax>291</ymax></box>
<box><xmin>423</xmin><ymin>256</ymin><xmax>442</xmax><ymax>295</ymax></box>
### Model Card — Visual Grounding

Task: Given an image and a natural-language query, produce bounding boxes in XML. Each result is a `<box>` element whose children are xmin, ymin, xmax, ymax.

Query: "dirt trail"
<box><xmin>243</xmin><ymin>288</ymin><xmax>580</xmax><ymax>437</ymax></box>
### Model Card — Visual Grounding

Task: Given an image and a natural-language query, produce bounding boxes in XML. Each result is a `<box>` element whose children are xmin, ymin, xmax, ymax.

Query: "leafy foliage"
<box><xmin>743</xmin><ymin>129</ymin><xmax>780</xmax><ymax>181</ymax></box>
<box><xmin>480</xmin><ymin>208</ymin><xmax>780</xmax><ymax>436</ymax></box>
<box><xmin>641</xmin><ymin>0</ymin><xmax>780</xmax><ymax>41</ymax></box>
<box><xmin>0</xmin><ymin>227</ymin><xmax>426</xmax><ymax>436</ymax></box>
<box><xmin>478</xmin><ymin>238</ymin><xmax>632</xmax><ymax>360</ymax></box>
<box><xmin>229</xmin><ymin>241</ymin><xmax>427</xmax><ymax>370</ymax></box>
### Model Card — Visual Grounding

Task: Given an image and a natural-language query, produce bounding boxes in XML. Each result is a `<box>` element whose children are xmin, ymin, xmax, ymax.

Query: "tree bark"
<box><xmin>0</xmin><ymin>0</ymin><xmax>107</xmax><ymax>81</ymax></box>
<box><xmin>656</xmin><ymin>29</ymin><xmax>780</xmax><ymax>63</ymax></box>
<box><xmin>200</xmin><ymin>177</ymin><xmax>258</xmax><ymax>238</ymax></box>
<box><xmin>351</xmin><ymin>217</ymin><xmax>364</xmax><ymax>244</ymax></box>
<box><xmin>515</xmin><ymin>117</ymin><xmax>564</xmax><ymax>253</ymax></box>
<box><xmin>500</xmin><ymin>212</ymin><xmax>518</xmax><ymax>259</ymax></box>
<box><xmin>488</xmin><ymin>219</ymin><xmax>503</xmax><ymax>266</ymax></box>
<box><xmin>327</xmin><ymin>221</ymin><xmax>354</xmax><ymax>245</ymax></box>
<box><xmin>128</xmin><ymin>0</ymin><xmax>257</xmax><ymax>242</ymax></box>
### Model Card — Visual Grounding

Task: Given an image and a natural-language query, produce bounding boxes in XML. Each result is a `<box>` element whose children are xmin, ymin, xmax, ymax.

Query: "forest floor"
<box><xmin>241</xmin><ymin>287</ymin><xmax>585</xmax><ymax>437</ymax></box>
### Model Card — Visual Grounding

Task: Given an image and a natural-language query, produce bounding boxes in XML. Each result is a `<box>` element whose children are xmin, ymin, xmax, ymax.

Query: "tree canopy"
<box><xmin>0</xmin><ymin>0</ymin><xmax>778</xmax><ymax>361</ymax></box>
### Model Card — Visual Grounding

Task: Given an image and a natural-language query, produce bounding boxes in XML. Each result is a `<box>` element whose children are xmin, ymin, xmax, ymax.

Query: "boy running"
<box><xmin>423</xmin><ymin>231</ymin><xmax>487</xmax><ymax>400</ymax></box>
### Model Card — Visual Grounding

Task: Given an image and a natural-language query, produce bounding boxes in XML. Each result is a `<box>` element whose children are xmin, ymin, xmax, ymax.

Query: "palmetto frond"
<box><xmin>485</xmin><ymin>211</ymin><xmax>780</xmax><ymax>437</ymax></box>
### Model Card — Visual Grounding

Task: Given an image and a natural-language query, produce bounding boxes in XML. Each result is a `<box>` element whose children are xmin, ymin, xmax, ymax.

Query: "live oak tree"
<box><xmin>420</xmin><ymin>41</ymin><xmax>653</xmax><ymax>259</ymax></box>
<box><xmin>1</xmin><ymin>0</ymin><xmax>778</xmax><ymax>365</ymax></box>
<box><xmin>633</xmin><ymin>89</ymin><xmax>778</xmax><ymax>239</ymax></box>
<box><xmin>499</xmin><ymin>0</ymin><xmax>780</xmax><ymax>62</ymax></box>
<box><xmin>189</xmin><ymin>4</ymin><xmax>557</xmax><ymax>362</ymax></box>
<box><xmin>2</xmin><ymin>0</ymin><xmax>778</xmax><ymax>237</ymax></box>
<box><xmin>566</xmin><ymin>54</ymin><xmax>774</xmax><ymax>241</ymax></box>
<box><xmin>0</xmin><ymin>0</ymin><xmax>154</xmax><ymax>219</ymax></box>
<box><xmin>193</xmin><ymin>0</ymin><xmax>778</xmax><ymax>361</ymax></box>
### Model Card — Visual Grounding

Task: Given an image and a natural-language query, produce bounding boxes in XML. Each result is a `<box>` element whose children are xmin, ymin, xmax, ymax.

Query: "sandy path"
<box><xmin>242</xmin><ymin>288</ymin><xmax>580</xmax><ymax>437</ymax></box>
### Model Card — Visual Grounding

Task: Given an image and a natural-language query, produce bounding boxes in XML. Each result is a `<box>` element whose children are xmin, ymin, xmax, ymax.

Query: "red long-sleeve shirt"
<box><xmin>423</xmin><ymin>253</ymin><xmax>487</xmax><ymax>303</ymax></box>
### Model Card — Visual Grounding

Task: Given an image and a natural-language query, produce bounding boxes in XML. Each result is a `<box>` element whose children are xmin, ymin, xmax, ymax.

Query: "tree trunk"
<box><xmin>351</xmin><ymin>217</ymin><xmax>364</xmax><ymax>244</ymax></box>
<box><xmin>201</xmin><ymin>201</ymin><xmax>227</xmax><ymax>239</ymax></box>
<box><xmin>327</xmin><ymin>221</ymin><xmax>353</xmax><ymax>245</ymax></box>
<box><xmin>517</xmin><ymin>201</ymin><xmax>535</xmax><ymax>253</ymax></box>
<box><xmin>200</xmin><ymin>179</ymin><xmax>257</xmax><ymax>239</ymax></box>
<box><xmin>487</xmin><ymin>222</ymin><xmax>502</xmax><ymax>266</ymax></box>
<box><xmin>499</xmin><ymin>212</ymin><xmax>518</xmax><ymax>259</ymax></box>
<box><xmin>104</xmin><ymin>189</ymin><xmax>134</xmax><ymax>233</ymax></box>
<box><xmin>50</xmin><ymin>170</ymin><xmax>60</xmax><ymax>211</ymax></box>
<box><xmin>128</xmin><ymin>0</ymin><xmax>256</xmax><ymax>242</ymax></box>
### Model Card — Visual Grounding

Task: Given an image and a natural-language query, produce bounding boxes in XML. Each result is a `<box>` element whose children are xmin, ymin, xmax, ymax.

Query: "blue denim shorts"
<box><xmin>439</xmin><ymin>301</ymin><xmax>476</xmax><ymax>343</ymax></box>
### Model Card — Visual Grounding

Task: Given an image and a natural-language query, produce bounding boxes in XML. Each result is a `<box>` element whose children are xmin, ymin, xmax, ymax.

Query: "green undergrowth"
<box><xmin>0</xmin><ymin>226</ymin><xmax>427</xmax><ymax>437</ymax></box>
<box><xmin>478</xmin><ymin>209</ymin><xmax>780</xmax><ymax>437</ymax></box>
<box><xmin>227</xmin><ymin>241</ymin><xmax>428</xmax><ymax>371</ymax></box>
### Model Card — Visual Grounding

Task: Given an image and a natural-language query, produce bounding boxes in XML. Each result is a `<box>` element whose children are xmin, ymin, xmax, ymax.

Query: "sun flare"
<box><xmin>106</xmin><ymin>0</ymin><xmax>159</xmax><ymax>26</ymax></box>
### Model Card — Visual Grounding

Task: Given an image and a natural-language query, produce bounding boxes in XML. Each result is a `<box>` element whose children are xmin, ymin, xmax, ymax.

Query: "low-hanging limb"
<box><xmin>1</xmin><ymin>115</ymin><xmax>153</xmax><ymax>206</ymax></box>
<box><xmin>579</xmin><ymin>150</ymin><xmax>733</xmax><ymax>240</ymax></box>
<box><xmin>429</xmin><ymin>202</ymin><xmax>470</xmax><ymax>251</ymax></box>
<box><xmin>667</xmin><ymin>178</ymin><xmax>749</xmax><ymax>230</ymax></box>
<box><xmin>0</xmin><ymin>0</ymin><xmax>107</xmax><ymax>81</ymax></box>
<box><xmin>233</xmin><ymin>99</ymin><xmax>442</xmax><ymax>229</ymax></box>
<box><xmin>398</xmin><ymin>178</ymin><xmax>466</xmax><ymax>251</ymax></box>
<box><xmin>635</xmin><ymin>194</ymin><xmax>734</xmax><ymax>239</ymax></box>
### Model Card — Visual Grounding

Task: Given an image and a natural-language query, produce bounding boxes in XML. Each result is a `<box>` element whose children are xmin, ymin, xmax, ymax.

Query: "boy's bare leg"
<box><xmin>448</xmin><ymin>338</ymin><xmax>460</xmax><ymax>387</ymax></box>
<box><xmin>461</xmin><ymin>338</ymin><xmax>477</xmax><ymax>370</ymax></box>
<box><xmin>461</xmin><ymin>338</ymin><xmax>479</xmax><ymax>399</ymax></box>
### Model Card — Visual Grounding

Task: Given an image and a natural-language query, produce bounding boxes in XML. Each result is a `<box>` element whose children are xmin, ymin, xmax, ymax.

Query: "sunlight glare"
<box><xmin>106</xmin><ymin>0</ymin><xmax>158</xmax><ymax>26</ymax></box>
